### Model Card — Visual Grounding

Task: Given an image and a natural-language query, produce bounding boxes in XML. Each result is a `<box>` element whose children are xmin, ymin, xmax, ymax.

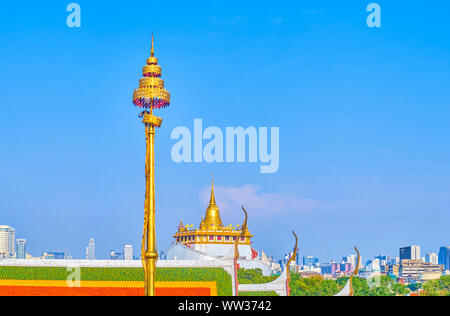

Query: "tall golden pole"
<box><xmin>133</xmin><ymin>35</ymin><xmax>170</xmax><ymax>296</ymax></box>
<box><xmin>143</xmin><ymin>109</ymin><xmax>161</xmax><ymax>296</ymax></box>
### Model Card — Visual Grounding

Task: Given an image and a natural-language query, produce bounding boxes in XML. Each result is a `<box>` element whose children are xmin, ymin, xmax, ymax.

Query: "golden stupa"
<box><xmin>202</xmin><ymin>180</ymin><xmax>223</xmax><ymax>228</ymax></box>
<box><xmin>174</xmin><ymin>179</ymin><xmax>253</xmax><ymax>247</ymax></box>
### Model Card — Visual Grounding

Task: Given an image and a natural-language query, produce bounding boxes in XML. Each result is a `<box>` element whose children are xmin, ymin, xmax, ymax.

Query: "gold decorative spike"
<box><xmin>349</xmin><ymin>246</ymin><xmax>360</xmax><ymax>296</ymax></box>
<box><xmin>234</xmin><ymin>206</ymin><xmax>249</xmax><ymax>296</ymax></box>
<box><xmin>286</xmin><ymin>231</ymin><xmax>298</xmax><ymax>296</ymax></box>
<box><xmin>235</xmin><ymin>206</ymin><xmax>248</xmax><ymax>260</ymax></box>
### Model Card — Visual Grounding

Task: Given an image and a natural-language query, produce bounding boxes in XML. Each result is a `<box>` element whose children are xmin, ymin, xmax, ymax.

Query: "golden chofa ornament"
<box><xmin>132</xmin><ymin>34</ymin><xmax>170</xmax><ymax>297</ymax></box>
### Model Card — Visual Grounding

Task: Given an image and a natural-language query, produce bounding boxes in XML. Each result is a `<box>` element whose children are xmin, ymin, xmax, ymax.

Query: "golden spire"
<box><xmin>151</xmin><ymin>33</ymin><xmax>154</xmax><ymax>57</ymax></box>
<box><xmin>203</xmin><ymin>178</ymin><xmax>223</xmax><ymax>228</ymax></box>
<box><xmin>209</xmin><ymin>177</ymin><xmax>216</xmax><ymax>205</ymax></box>
<box><xmin>200</xmin><ymin>215</ymin><xmax>204</xmax><ymax>227</ymax></box>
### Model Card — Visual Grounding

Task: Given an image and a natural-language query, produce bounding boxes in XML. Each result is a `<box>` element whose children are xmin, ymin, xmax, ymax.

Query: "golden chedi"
<box><xmin>170</xmin><ymin>180</ymin><xmax>257</xmax><ymax>260</ymax></box>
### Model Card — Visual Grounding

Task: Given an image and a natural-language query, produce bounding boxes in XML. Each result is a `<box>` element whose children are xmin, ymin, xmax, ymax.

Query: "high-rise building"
<box><xmin>425</xmin><ymin>253</ymin><xmax>439</xmax><ymax>265</ymax></box>
<box><xmin>340</xmin><ymin>263</ymin><xmax>352</xmax><ymax>274</ymax></box>
<box><xmin>0</xmin><ymin>226</ymin><xmax>16</xmax><ymax>259</ymax></box>
<box><xmin>366</xmin><ymin>258</ymin><xmax>381</xmax><ymax>272</ymax></box>
<box><xmin>124</xmin><ymin>244</ymin><xmax>133</xmax><ymax>260</ymax></box>
<box><xmin>282</xmin><ymin>250</ymin><xmax>299</xmax><ymax>267</ymax></box>
<box><xmin>159</xmin><ymin>250</ymin><xmax>167</xmax><ymax>260</ymax></box>
<box><xmin>110</xmin><ymin>250</ymin><xmax>123</xmax><ymax>260</ymax></box>
<box><xmin>41</xmin><ymin>252</ymin><xmax>65</xmax><ymax>260</ymax></box>
<box><xmin>375</xmin><ymin>255</ymin><xmax>389</xmax><ymax>267</ymax></box>
<box><xmin>400</xmin><ymin>245</ymin><xmax>421</xmax><ymax>261</ymax></box>
<box><xmin>343</xmin><ymin>255</ymin><xmax>356</xmax><ymax>269</ymax></box>
<box><xmin>387</xmin><ymin>264</ymin><xmax>400</xmax><ymax>277</ymax></box>
<box><xmin>16</xmin><ymin>239</ymin><xmax>26</xmax><ymax>259</ymax></box>
<box><xmin>439</xmin><ymin>246</ymin><xmax>450</xmax><ymax>270</ymax></box>
<box><xmin>400</xmin><ymin>259</ymin><xmax>443</xmax><ymax>281</ymax></box>
<box><xmin>389</xmin><ymin>257</ymin><xmax>400</xmax><ymax>265</ymax></box>
<box><xmin>343</xmin><ymin>254</ymin><xmax>363</xmax><ymax>270</ymax></box>
<box><xmin>86</xmin><ymin>238</ymin><xmax>95</xmax><ymax>260</ymax></box>
<box><xmin>49</xmin><ymin>252</ymin><xmax>65</xmax><ymax>259</ymax></box>
<box><xmin>303</xmin><ymin>256</ymin><xmax>319</xmax><ymax>266</ymax></box>
<box><xmin>320</xmin><ymin>262</ymin><xmax>341</xmax><ymax>276</ymax></box>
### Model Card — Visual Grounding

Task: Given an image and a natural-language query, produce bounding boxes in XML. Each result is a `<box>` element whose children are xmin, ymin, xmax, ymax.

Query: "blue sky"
<box><xmin>1</xmin><ymin>1</ymin><xmax>449</xmax><ymax>262</ymax></box>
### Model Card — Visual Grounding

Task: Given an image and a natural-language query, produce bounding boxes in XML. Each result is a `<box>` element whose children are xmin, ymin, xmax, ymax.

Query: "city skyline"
<box><xmin>3</xmin><ymin>222</ymin><xmax>447</xmax><ymax>265</ymax></box>
<box><xmin>2</xmin><ymin>224</ymin><xmax>449</xmax><ymax>284</ymax></box>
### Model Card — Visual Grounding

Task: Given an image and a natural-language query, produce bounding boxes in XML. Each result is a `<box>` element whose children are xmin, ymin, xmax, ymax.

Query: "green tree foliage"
<box><xmin>238</xmin><ymin>269</ymin><xmax>416</xmax><ymax>296</ymax></box>
<box><xmin>289</xmin><ymin>274</ymin><xmax>340</xmax><ymax>296</ymax></box>
<box><xmin>238</xmin><ymin>268</ymin><xmax>277</xmax><ymax>284</ymax></box>
<box><xmin>422</xmin><ymin>276</ymin><xmax>450</xmax><ymax>296</ymax></box>
<box><xmin>351</xmin><ymin>275</ymin><xmax>410</xmax><ymax>296</ymax></box>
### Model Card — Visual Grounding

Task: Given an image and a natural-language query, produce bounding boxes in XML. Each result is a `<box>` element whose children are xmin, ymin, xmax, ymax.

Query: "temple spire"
<box><xmin>209</xmin><ymin>177</ymin><xmax>216</xmax><ymax>206</ymax></box>
<box><xmin>151</xmin><ymin>33</ymin><xmax>155</xmax><ymax>57</ymax></box>
<box><xmin>204</xmin><ymin>178</ymin><xmax>223</xmax><ymax>228</ymax></box>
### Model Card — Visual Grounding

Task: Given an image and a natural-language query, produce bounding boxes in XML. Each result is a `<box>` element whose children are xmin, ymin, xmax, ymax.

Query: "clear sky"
<box><xmin>1</xmin><ymin>1</ymin><xmax>449</xmax><ymax>262</ymax></box>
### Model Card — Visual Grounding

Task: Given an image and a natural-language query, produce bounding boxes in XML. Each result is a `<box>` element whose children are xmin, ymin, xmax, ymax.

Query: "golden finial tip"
<box><xmin>209</xmin><ymin>178</ymin><xmax>216</xmax><ymax>205</ymax></box>
<box><xmin>151</xmin><ymin>33</ymin><xmax>155</xmax><ymax>57</ymax></box>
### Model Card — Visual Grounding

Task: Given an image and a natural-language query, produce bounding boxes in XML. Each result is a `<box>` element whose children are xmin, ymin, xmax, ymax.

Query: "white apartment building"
<box><xmin>366</xmin><ymin>258</ymin><xmax>381</xmax><ymax>272</ymax></box>
<box><xmin>86</xmin><ymin>238</ymin><xmax>95</xmax><ymax>260</ymax></box>
<box><xmin>345</xmin><ymin>254</ymin><xmax>357</xmax><ymax>268</ymax></box>
<box><xmin>0</xmin><ymin>226</ymin><xmax>16</xmax><ymax>259</ymax></box>
<box><xmin>124</xmin><ymin>244</ymin><xmax>133</xmax><ymax>260</ymax></box>
<box><xmin>425</xmin><ymin>253</ymin><xmax>439</xmax><ymax>265</ymax></box>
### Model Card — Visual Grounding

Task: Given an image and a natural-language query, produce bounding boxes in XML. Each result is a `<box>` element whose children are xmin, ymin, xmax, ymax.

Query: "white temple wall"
<box><xmin>166</xmin><ymin>244</ymin><xmax>217</xmax><ymax>261</ymax></box>
<box><xmin>165</xmin><ymin>244</ymin><xmax>271</xmax><ymax>276</ymax></box>
<box><xmin>193</xmin><ymin>243</ymin><xmax>252</xmax><ymax>260</ymax></box>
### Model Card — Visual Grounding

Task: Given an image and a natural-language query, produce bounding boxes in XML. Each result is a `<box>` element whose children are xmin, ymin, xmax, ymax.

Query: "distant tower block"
<box><xmin>86</xmin><ymin>238</ymin><xmax>95</xmax><ymax>260</ymax></box>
